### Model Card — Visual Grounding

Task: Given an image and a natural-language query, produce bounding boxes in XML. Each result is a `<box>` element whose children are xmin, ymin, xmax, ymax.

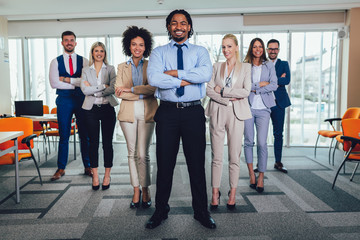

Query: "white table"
<box><xmin>21</xmin><ymin>114</ymin><xmax>77</xmax><ymax>161</ymax></box>
<box><xmin>0</xmin><ymin>131</ymin><xmax>24</xmax><ymax>204</ymax></box>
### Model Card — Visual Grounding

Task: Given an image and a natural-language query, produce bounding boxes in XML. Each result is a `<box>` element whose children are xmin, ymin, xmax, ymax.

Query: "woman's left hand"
<box><xmin>115</xmin><ymin>86</ymin><xmax>131</xmax><ymax>96</ymax></box>
<box><xmin>259</xmin><ymin>81</ymin><xmax>270</xmax><ymax>87</ymax></box>
<box><xmin>214</xmin><ymin>85</ymin><xmax>222</xmax><ymax>94</ymax></box>
<box><xmin>230</xmin><ymin>98</ymin><xmax>243</xmax><ymax>101</ymax></box>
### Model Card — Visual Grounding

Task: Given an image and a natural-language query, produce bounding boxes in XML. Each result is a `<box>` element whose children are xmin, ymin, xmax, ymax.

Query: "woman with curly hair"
<box><xmin>115</xmin><ymin>26</ymin><xmax>158</xmax><ymax>208</ymax></box>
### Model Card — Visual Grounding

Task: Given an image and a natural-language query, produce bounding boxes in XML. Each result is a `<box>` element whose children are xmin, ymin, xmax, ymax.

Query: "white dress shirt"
<box><xmin>49</xmin><ymin>52</ymin><xmax>89</xmax><ymax>89</ymax></box>
<box><xmin>251</xmin><ymin>65</ymin><xmax>267</xmax><ymax>110</ymax></box>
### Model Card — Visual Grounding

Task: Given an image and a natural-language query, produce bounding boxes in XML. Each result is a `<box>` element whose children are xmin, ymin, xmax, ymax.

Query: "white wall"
<box><xmin>0</xmin><ymin>16</ymin><xmax>11</xmax><ymax>115</ymax></box>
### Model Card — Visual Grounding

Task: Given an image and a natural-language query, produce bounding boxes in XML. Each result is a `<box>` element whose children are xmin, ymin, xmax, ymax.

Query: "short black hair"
<box><xmin>122</xmin><ymin>26</ymin><xmax>153</xmax><ymax>58</ymax></box>
<box><xmin>166</xmin><ymin>9</ymin><xmax>194</xmax><ymax>40</ymax></box>
<box><xmin>267</xmin><ymin>39</ymin><xmax>280</xmax><ymax>47</ymax></box>
<box><xmin>61</xmin><ymin>31</ymin><xmax>76</xmax><ymax>40</ymax></box>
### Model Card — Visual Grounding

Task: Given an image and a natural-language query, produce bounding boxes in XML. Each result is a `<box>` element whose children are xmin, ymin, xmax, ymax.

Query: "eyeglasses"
<box><xmin>267</xmin><ymin>48</ymin><xmax>279</xmax><ymax>51</ymax></box>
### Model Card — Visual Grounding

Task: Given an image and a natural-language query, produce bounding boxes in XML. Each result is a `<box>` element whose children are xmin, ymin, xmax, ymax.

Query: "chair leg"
<box><xmin>314</xmin><ymin>134</ymin><xmax>320</xmax><ymax>158</ymax></box>
<box><xmin>29</xmin><ymin>148</ymin><xmax>43</xmax><ymax>185</ymax></box>
<box><xmin>332</xmin><ymin>141</ymin><xmax>338</xmax><ymax>166</ymax></box>
<box><xmin>350</xmin><ymin>162</ymin><xmax>359</xmax><ymax>182</ymax></box>
<box><xmin>328</xmin><ymin>138</ymin><xmax>335</xmax><ymax>165</ymax></box>
<box><xmin>332</xmin><ymin>150</ymin><xmax>352</xmax><ymax>189</ymax></box>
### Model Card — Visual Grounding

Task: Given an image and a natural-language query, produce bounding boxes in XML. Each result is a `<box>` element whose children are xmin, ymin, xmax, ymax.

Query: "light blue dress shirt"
<box><xmin>147</xmin><ymin>39</ymin><xmax>212</xmax><ymax>102</ymax></box>
<box><xmin>128</xmin><ymin>57</ymin><xmax>144</xmax><ymax>99</ymax></box>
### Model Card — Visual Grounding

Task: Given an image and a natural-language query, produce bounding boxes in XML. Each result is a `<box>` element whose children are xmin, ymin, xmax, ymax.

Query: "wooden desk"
<box><xmin>0</xmin><ymin>131</ymin><xmax>24</xmax><ymax>204</ymax></box>
<box><xmin>21</xmin><ymin>114</ymin><xmax>77</xmax><ymax>161</ymax></box>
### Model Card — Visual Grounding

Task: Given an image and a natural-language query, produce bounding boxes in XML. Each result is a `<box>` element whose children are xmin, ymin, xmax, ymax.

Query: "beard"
<box><xmin>64</xmin><ymin>45</ymin><xmax>75</xmax><ymax>53</ymax></box>
<box><xmin>268</xmin><ymin>54</ymin><xmax>277</xmax><ymax>60</ymax></box>
<box><xmin>172</xmin><ymin>36</ymin><xmax>186</xmax><ymax>43</ymax></box>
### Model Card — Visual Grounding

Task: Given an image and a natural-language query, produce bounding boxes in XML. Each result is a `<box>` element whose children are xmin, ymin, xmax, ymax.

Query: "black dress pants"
<box><xmin>154</xmin><ymin>104</ymin><xmax>208</xmax><ymax>214</ymax></box>
<box><xmin>85</xmin><ymin>104</ymin><xmax>116</xmax><ymax>168</ymax></box>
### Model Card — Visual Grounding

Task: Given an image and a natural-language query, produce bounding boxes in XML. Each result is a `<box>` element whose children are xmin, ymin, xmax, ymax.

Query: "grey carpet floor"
<box><xmin>0</xmin><ymin>143</ymin><xmax>359</xmax><ymax>240</ymax></box>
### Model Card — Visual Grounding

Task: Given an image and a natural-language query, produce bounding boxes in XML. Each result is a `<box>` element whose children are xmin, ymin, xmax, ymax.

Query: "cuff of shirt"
<box><xmin>177</xmin><ymin>70</ymin><xmax>185</xmax><ymax>80</ymax></box>
<box><xmin>139</xmin><ymin>94</ymin><xmax>144</xmax><ymax>99</ymax></box>
<box><xmin>131</xmin><ymin>87</ymin><xmax>134</xmax><ymax>93</ymax></box>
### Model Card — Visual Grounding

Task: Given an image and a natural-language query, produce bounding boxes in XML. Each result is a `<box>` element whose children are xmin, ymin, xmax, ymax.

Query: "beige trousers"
<box><xmin>210</xmin><ymin>105</ymin><xmax>244</xmax><ymax>188</ymax></box>
<box><xmin>120</xmin><ymin>100</ymin><xmax>155</xmax><ymax>187</ymax></box>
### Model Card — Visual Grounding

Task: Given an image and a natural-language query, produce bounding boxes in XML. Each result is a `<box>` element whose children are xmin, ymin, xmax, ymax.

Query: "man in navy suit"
<box><xmin>267</xmin><ymin>39</ymin><xmax>291</xmax><ymax>173</ymax></box>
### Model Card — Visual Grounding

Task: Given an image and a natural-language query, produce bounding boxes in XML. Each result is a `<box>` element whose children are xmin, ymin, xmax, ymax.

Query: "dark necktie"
<box><xmin>69</xmin><ymin>55</ymin><xmax>74</xmax><ymax>76</ymax></box>
<box><xmin>175</xmin><ymin>44</ymin><xmax>185</xmax><ymax>97</ymax></box>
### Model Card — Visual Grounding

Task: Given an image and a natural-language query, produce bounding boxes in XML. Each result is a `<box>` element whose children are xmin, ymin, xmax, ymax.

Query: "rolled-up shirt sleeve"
<box><xmin>177</xmin><ymin>47</ymin><xmax>212</xmax><ymax>84</ymax></box>
<box><xmin>49</xmin><ymin>58</ymin><xmax>75</xmax><ymax>89</ymax></box>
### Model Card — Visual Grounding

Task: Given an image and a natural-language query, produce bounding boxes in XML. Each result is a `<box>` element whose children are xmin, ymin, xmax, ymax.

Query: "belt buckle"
<box><xmin>176</xmin><ymin>102</ymin><xmax>184</xmax><ymax>109</ymax></box>
<box><xmin>96</xmin><ymin>104</ymin><xmax>102</xmax><ymax>107</ymax></box>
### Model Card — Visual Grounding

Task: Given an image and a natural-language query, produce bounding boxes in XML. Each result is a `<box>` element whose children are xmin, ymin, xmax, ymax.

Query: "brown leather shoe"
<box><xmin>51</xmin><ymin>169</ymin><xmax>65</xmax><ymax>181</ymax></box>
<box><xmin>84</xmin><ymin>167</ymin><xmax>93</xmax><ymax>177</ymax></box>
<box><xmin>274</xmin><ymin>162</ymin><xmax>288</xmax><ymax>173</ymax></box>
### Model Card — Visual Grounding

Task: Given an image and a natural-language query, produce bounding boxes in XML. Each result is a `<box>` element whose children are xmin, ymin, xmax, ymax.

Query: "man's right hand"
<box><xmin>180</xmin><ymin>80</ymin><xmax>191</xmax><ymax>87</ymax></box>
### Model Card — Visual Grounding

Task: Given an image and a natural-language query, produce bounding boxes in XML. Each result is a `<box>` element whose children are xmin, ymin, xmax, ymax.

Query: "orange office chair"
<box><xmin>332</xmin><ymin>118</ymin><xmax>360</xmax><ymax>189</ymax></box>
<box><xmin>45</xmin><ymin>108</ymin><xmax>77</xmax><ymax>151</ymax></box>
<box><xmin>0</xmin><ymin>117</ymin><xmax>43</xmax><ymax>186</ymax></box>
<box><xmin>314</xmin><ymin>107</ymin><xmax>360</xmax><ymax>164</ymax></box>
<box><xmin>33</xmin><ymin>105</ymin><xmax>50</xmax><ymax>161</ymax></box>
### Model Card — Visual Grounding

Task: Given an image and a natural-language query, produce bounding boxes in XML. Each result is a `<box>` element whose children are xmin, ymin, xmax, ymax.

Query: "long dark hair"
<box><xmin>244</xmin><ymin>38</ymin><xmax>267</xmax><ymax>64</ymax></box>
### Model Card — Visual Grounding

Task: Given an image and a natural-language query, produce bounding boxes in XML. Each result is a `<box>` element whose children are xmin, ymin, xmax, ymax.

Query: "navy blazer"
<box><xmin>274</xmin><ymin>59</ymin><xmax>291</xmax><ymax>108</ymax></box>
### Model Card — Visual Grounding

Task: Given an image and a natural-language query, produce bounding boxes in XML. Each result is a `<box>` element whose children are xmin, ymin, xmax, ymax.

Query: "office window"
<box><xmin>290</xmin><ymin>32</ymin><xmax>338</xmax><ymax>145</ymax></box>
<box><xmin>9</xmin><ymin>38</ymin><xmax>24</xmax><ymax>113</ymax></box>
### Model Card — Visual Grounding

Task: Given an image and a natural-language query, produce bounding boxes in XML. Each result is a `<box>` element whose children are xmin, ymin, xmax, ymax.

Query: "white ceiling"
<box><xmin>1</xmin><ymin>0</ymin><xmax>360</xmax><ymax>21</ymax></box>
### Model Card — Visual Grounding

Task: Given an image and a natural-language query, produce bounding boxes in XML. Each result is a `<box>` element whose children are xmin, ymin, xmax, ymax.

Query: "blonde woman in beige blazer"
<box><xmin>115</xmin><ymin>26</ymin><xmax>158</xmax><ymax>209</ymax></box>
<box><xmin>205</xmin><ymin>34</ymin><xmax>252</xmax><ymax>210</ymax></box>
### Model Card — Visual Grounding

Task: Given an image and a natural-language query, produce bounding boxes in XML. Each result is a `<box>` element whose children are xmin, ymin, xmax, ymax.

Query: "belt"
<box><xmin>93</xmin><ymin>103</ymin><xmax>109</xmax><ymax>108</ymax></box>
<box><xmin>160</xmin><ymin>100</ymin><xmax>201</xmax><ymax>109</ymax></box>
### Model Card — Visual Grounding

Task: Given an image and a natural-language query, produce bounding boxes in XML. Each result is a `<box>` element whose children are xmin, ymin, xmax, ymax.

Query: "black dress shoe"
<box><xmin>92</xmin><ymin>185</ymin><xmax>100</xmax><ymax>191</ymax></box>
<box><xmin>142</xmin><ymin>200</ymin><xmax>152</xmax><ymax>208</ymax></box>
<box><xmin>209</xmin><ymin>191</ymin><xmax>221</xmax><ymax>210</ymax></box>
<box><xmin>254</xmin><ymin>164</ymin><xmax>259</xmax><ymax>173</ymax></box>
<box><xmin>194</xmin><ymin>212</ymin><xmax>216</xmax><ymax>229</ymax></box>
<box><xmin>130</xmin><ymin>190</ymin><xmax>142</xmax><ymax>209</ymax></box>
<box><xmin>145</xmin><ymin>208</ymin><xmax>170</xmax><ymax>229</ymax></box>
<box><xmin>274</xmin><ymin>162</ymin><xmax>288</xmax><ymax>173</ymax></box>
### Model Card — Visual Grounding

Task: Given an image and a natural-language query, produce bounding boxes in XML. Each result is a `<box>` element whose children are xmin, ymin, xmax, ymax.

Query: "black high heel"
<box><xmin>92</xmin><ymin>176</ymin><xmax>100</xmax><ymax>191</ymax></box>
<box><xmin>102</xmin><ymin>177</ymin><xmax>111</xmax><ymax>190</ymax></box>
<box><xmin>142</xmin><ymin>188</ymin><xmax>152</xmax><ymax>208</ymax></box>
<box><xmin>209</xmin><ymin>191</ymin><xmax>221</xmax><ymax>210</ymax></box>
<box><xmin>249</xmin><ymin>174</ymin><xmax>257</xmax><ymax>190</ymax></box>
<box><xmin>226</xmin><ymin>190</ymin><xmax>236</xmax><ymax>210</ymax></box>
<box><xmin>130</xmin><ymin>189</ymin><xmax>142</xmax><ymax>209</ymax></box>
<box><xmin>256</xmin><ymin>178</ymin><xmax>264</xmax><ymax>193</ymax></box>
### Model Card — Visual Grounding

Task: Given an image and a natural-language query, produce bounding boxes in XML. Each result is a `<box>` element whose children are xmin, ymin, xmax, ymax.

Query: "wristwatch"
<box><xmin>220</xmin><ymin>87</ymin><xmax>224</xmax><ymax>97</ymax></box>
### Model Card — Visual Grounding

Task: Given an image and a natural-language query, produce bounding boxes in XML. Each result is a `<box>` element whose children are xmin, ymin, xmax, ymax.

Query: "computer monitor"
<box><xmin>14</xmin><ymin>100</ymin><xmax>43</xmax><ymax>117</ymax></box>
